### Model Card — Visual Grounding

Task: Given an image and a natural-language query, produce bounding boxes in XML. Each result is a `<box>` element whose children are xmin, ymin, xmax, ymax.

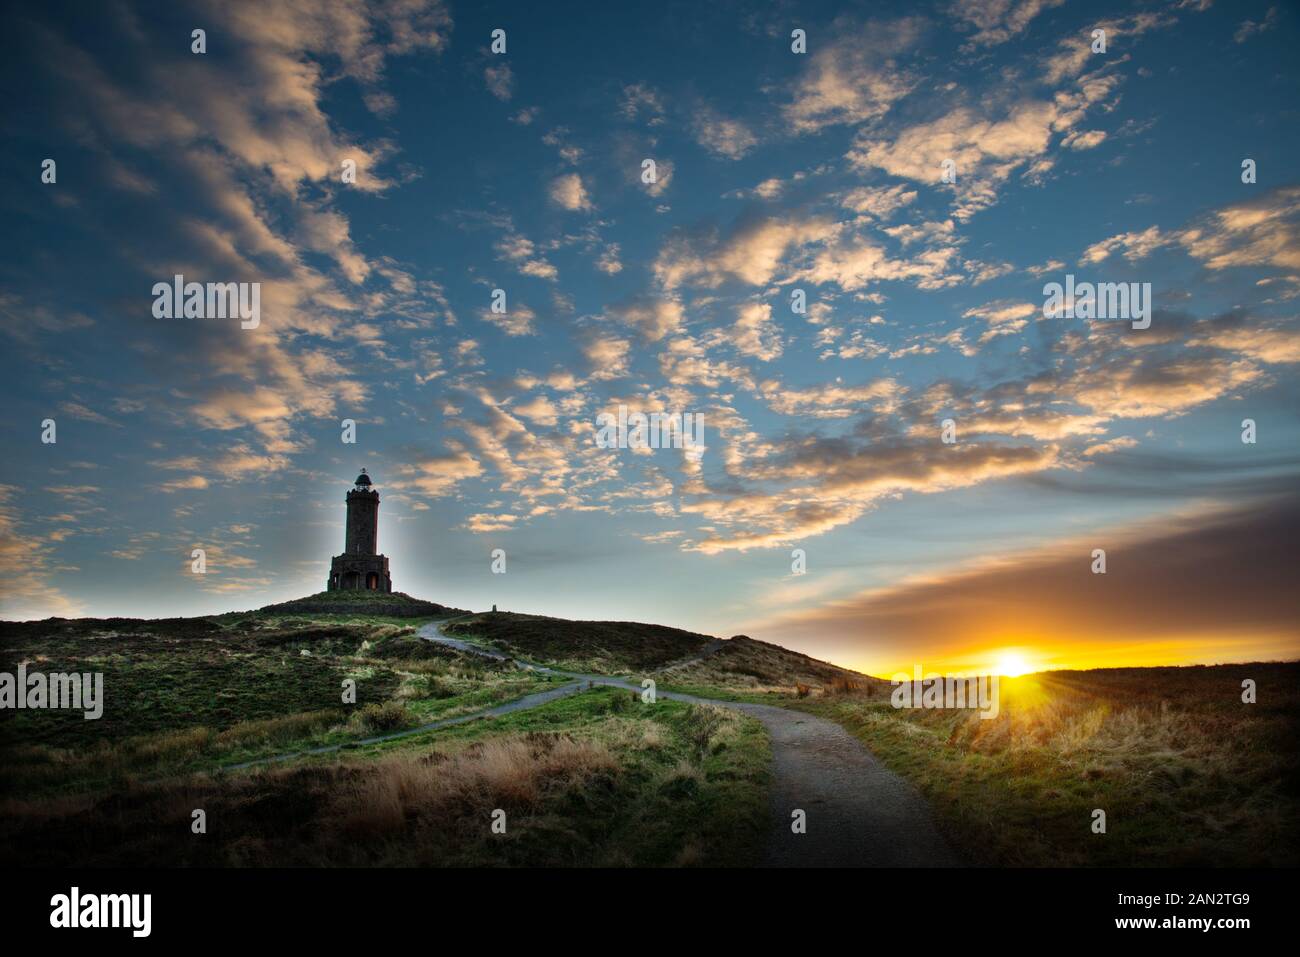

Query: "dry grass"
<box><xmin>798</xmin><ymin>662</ymin><xmax>1300</xmax><ymax>867</ymax></box>
<box><xmin>327</xmin><ymin>733</ymin><xmax>618</xmax><ymax>843</ymax></box>
<box><xmin>0</xmin><ymin>730</ymin><xmax>620</xmax><ymax>866</ymax></box>
<box><xmin>346</xmin><ymin>701</ymin><xmax>417</xmax><ymax>736</ymax></box>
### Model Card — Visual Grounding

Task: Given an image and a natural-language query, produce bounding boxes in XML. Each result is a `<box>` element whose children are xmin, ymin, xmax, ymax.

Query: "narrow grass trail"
<box><xmin>224</xmin><ymin>621</ymin><xmax>961</xmax><ymax>867</ymax></box>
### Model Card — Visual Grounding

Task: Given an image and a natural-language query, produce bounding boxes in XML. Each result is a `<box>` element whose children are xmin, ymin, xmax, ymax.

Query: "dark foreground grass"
<box><xmin>0</xmin><ymin>688</ymin><xmax>771</xmax><ymax>868</ymax></box>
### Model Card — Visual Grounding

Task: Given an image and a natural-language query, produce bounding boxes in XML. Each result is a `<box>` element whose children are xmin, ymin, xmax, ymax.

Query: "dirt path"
<box><xmin>417</xmin><ymin>623</ymin><xmax>961</xmax><ymax>867</ymax></box>
<box><xmin>732</xmin><ymin>701</ymin><xmax>962</xmax><ymax>867</ymax></box>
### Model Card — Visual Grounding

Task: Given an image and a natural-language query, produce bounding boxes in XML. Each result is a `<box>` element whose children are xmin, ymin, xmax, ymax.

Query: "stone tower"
<box><xmin>327</xmin><ymin>469</ymin><xmax>392</xmax><ymax>592</ymax></box>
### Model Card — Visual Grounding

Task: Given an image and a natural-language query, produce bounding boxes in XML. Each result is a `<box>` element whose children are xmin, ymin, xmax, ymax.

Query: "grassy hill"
<box><xmin>439</xmin><ymin>613</ymin><xmax>878</xmax><ymax>697</ymax></box>
<box><xmin>0</xmin><ymin>600</ymin><xmax>772</xmax><ymax>867</ymax></box>
<box><xmin>6</xmin><ymin>594</ymin><xmax>1293</xmax><ymax>868</ymax></box>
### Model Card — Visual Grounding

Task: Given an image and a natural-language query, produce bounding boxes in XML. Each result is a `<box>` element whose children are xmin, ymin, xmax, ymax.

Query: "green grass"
<box><xmin>0</xmin><ymin>687</ymin><xmax>771</xmax><ymax>868</ymax></box>
<box><xmin>0</xmin><ymin>613</ymin><xmax>557</xmax><ymax>796</ymax></box>
<box><xmin>1</xmin><ymin>609</ymin><xmax>774</xmax><ymax>867</ymax></box>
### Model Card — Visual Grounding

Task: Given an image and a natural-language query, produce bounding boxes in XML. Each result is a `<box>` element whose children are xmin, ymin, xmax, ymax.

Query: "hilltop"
<box><xmin>250</xmin><ymin>590</ymin><xmax>468</xmax><ymax>619</ymax></box>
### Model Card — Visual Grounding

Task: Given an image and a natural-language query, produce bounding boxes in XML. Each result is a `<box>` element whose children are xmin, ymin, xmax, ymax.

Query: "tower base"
<box><xmin>327</xmin><ymin>554</ymin><xmax>392</xmax><ymax>592</ymax></box>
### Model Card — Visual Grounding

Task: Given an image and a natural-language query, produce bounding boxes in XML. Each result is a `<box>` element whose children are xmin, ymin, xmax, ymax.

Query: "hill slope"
<box><xmin>659</xmin><ymin>634</ymin><xmax>882</xmax><ymax>696</ymax></box>
<box><xmin>441</xmin><ymin>612</ymin><xmax>713</xmax><ymax>672</ymax></box>
<box><xmin>439</xmin><ymin>612</ymin><xmax>874</xmax><ymax>694</ymax></box>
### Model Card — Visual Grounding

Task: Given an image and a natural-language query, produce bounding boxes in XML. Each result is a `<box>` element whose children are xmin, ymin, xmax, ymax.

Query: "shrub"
<box><xmin>349</xmin><ymin>701</ymin><xmax>416</xmax><ymax>736</ymax></box>
<box><xmin>683</xmin><ymin>706</ymin><xmax>724</xmax><ymax>756</ymax></box>
<box><xmin>826</xmin><ymin>675</ymin><xmax>862</xmax><ymax>696</ymax></box>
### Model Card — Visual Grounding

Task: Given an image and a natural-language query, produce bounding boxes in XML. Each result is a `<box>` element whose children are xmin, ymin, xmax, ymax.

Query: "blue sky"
<box><xmin>2</xmin><ymin>0</ymin><xmax>1298</xmax><ymax>675</ymax></box>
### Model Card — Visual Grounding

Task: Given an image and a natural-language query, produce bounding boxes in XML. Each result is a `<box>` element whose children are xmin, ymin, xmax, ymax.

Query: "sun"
<box><xmin>995</xmin><ymin>653</ymin><xmax>1031</xmax><ymax>677</ymax></box>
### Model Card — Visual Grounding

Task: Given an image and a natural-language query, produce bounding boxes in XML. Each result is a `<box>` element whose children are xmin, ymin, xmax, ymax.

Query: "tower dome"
<box><xmin>354</xmin><ymin>469</ymin><xmax>372</xmax><ymax>488</ymax></box>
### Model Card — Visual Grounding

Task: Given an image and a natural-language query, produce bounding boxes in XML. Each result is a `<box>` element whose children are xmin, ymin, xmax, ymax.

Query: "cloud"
<box><xmin>1080</xmin><ymin>225</ymin><xmax>1168</xmax><ymax>264</ymax></box>
<box><xmin>619</xmin><ymin>83</ymin><xmax>666</xmax><ymax>125</ymax></box>
<box><xmin>1063</xmin><ymin>129</ymin><xmax>1107</xmax><ymax>150</ymax></box>
<box><xmin>549</xmin><ymin>172</ymin><xmax>593</xmax><ymax>211</ymax></box>
<box><xmin>1081</xmin><ymin>187</ymin><xmax>1300</xmax><ymax>274</ymax></box>
<box><xmin>0</xmin><ymin>293</ymin><xmax>94</xmax><ymax>344</ymax></box>
<box><xmin>1188</xmin><ymin>324</ymin><xmax>1300</xmax><ymax>365</ymax></box>
<box><xmin>731</xmin><ymin>303</ymin><xmax>783</xmax><ymax>361</ymax></box>
<box><xmin>783</xmin><ymin>17</ymin><xmax>926</xmax><ymax>133</ymax></box>
<box><xmin>840</xmin><ymin>184</ymin><xmax>917</xmax><ymax>218</ymax></box>
<box><xmin>951</xmin><ymin>0</ymin><xmax>1065</xmax><ymax>48</ymax></box>
<box><xmin>20</xmin><ymin>0</ymin><xmax>455</xmax><ymax>463</ymax></box>
<box><xmin>595</xmin><ymin>244</ymin><xmax>623</xmax><ymax>274</ymax></box>
<box><xmin>1082</xmin><ymin>435</ymin><xmax>1138</xmax><ymax>457</ymax></box>
<box><xmin>1062</xmin><ymin>351</ymin><xmax>1261</xmax><ymax>420</ymax></box>
<box><xmin>399</xmin><ymin>448</ymin><xmax>484</xmax><ymax>498</ymax></box>
<box><xmin>581</xmin><ymin>332</ymin><xmax>631</xmax><ymax>379</ymax></box>
<box><xmin>657</xmin><ymin>336</ymin><xmax>757</xmax><ymax>391</ymax></box>
<box><xmin>963</xmin><ymin>299</ymin><xmax>1036</xmax><ymax>338</ymax></box>
<box><xmin>606</xmin><ymin>297</ymin><xmax>685</xmax><ymax>342</ymax></box>
<box><xmin>760</xmin><ymin>378</ymin><xmax>900</xmax><ymax>418</ymax></box>
<box><xmin>494</xmin><ymin>228</ymin><xmax>558</xmax><ymax>280</ymax></box>
<box><xmin>655</xmin><ymin>216</ymin><xmax>836</xmax><ymax>290</ymax></box>
<box><xmin>642</xmin><ymin>157</ymin><xmax>674</xmax><ymax>197</ymax></box>
<box><xmin>513</xmin><ymin>395</ymin><xmax>560</xmax><ymax>426</ymax></box>
<box><xmin>848</xmin><ymin>98</ymin><xmax>1071</xmax><ymax>220</ymax></box>
<box><xmin>463</xmin><ymin>512</ymin><xmax>519</xmax><ymax>533</ymax></box>
<box><xmin>1234</xmin><ymin>7</ymin><xmax>1279</xmax><ymax>44</ymax></box>
<box><xmin>0</xmin><ymin>484</ymin><xmax>85</xmax><ymax>620</ymax></box>
<box><xmin>682</xmin><ymin>436</ymin><xmax>1060</xmax><ymax>554</ymax></box>
<box><xmin>191</xmin><ymin>388</ymin><xmax>294</xmax><ymax>433</ymax></box>
<box><xmin>796</xmin><ymin>236</ymin><xmax>962</xmax><ymax>291</ymax></box>
<box><xmin>480</xmin><ymin>303</ymin><xmax>537</xmax><ymax>337</ymax></box>
<box><xmin>485</xmin><ymin>63</ymin><xmax>513</xmax><ymax>100</ymax></box>
<box><xmin>58</xmin><ymin>401</ymin><xmax>120</xmax><ymax>427</ymax></box>
<box><xmin>1180</xmin><ymin>186</ymin><xmax>1300</xmax><ymax>272</ymax></box>
<box><xmin>1042</xmin><ymin>12</ymin><xmax>1175</xmax><ymax>85</ymax></box>
<box><xmin>758</xmin><ymin>495</ymin><xmax>1300</xmax><ymax>670</ymax></box>
<box><xmin>692</xmin><ymin>105</ymin><xmax>757</xmax><ymax>159</ymax></box>
<box><xmin>158</xmin><ymin>475</ymin><xmax>211</xmax><ymax>493</ymax></box>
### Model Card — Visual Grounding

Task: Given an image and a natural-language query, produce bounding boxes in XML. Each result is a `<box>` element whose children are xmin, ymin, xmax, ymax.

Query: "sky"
<box><xmin>1</xmin><ymin>0</ymin><xmax>1298</xmax><ymax>677</ymax></box>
